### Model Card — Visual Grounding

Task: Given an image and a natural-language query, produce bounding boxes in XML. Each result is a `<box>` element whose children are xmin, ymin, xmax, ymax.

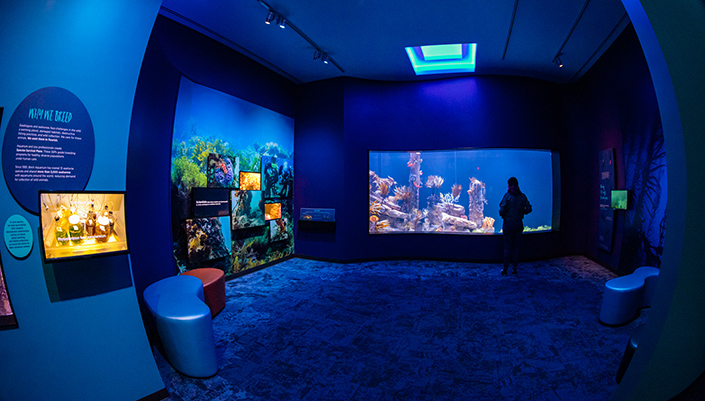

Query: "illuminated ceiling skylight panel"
<box><xmin>421</xmin><ymin>44</ymin><xmax>463</xmax><ymax>60</ymax></box>
<box><xmin>405</xmin><ymin>43</ymin><xmax>476</xmax><ymax>75</ymax></box>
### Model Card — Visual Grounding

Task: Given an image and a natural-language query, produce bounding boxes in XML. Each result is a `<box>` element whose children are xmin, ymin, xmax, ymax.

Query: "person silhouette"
<box><xmin>499</xmin><ymin>177</ymin><xmax>532</xmax><ymax>275</ymax></box>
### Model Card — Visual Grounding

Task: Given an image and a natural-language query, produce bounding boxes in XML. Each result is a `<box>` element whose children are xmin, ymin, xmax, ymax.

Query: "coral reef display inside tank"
<box><xmin>369</xmin><ymin>149</ymin><xmax>554</xmax><ymax>235</ymax></box>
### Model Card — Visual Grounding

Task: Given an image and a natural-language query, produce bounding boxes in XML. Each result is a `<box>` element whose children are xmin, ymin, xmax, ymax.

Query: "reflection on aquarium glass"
<box><xmin>369</xmin><ymin>149</ymin><xmax>557</xmax><ymax>235</ymax></box>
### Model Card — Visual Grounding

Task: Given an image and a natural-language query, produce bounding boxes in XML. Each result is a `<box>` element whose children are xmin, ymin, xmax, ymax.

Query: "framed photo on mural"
<box><xmin>0</xmin><ymin>253</ymin><xmax>18</xmax><ymax>328</ymax></box>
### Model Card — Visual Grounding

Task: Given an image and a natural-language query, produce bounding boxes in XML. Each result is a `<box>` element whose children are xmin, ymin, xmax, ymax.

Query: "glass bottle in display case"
<box><xmin>95</xmin><ymin>215</ymin><xmax>111</xmax><ymax>243</ymax></box>
<box><xmin>85</xmin><ymin>206</ymin><xmax>96</xmax><ymax>237</ymax></box>
<box><xmin>54</xmin><ymin>215</ymin><xmax>70</xmax><ymax>246</ymax></box>
<box><xmin>108</xmin><ymin>210</ymin><xmax>115</xmax><ymax>237</ymax></box>
<box><xmin>68</xmin><ymin>213</ymin><xmax>84</xmax><ymax>245</ymax></box>
<box><xmin>57</xmin><ymin>205</ymin><xmax>69</xmax><ymax>228</ymax></box>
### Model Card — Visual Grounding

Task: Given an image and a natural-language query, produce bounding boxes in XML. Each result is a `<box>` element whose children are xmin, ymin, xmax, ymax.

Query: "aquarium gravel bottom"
<box><xmin>154</xmin><ymin>256</ymin><xmax>646</xmax><ymax>401</ymax></box>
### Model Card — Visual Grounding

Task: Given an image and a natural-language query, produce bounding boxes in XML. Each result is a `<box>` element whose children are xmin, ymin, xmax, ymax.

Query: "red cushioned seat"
<box><xmin>182</xmin><ymin>268</ymin><xmax>226</xmax><ymax>317</ymax></box>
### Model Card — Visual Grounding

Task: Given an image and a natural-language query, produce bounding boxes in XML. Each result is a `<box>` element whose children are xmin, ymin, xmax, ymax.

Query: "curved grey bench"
<box><xmin>143</xmin><ymin>275</ymin><xmax>218</xmax><ymax>378</ymax></box>
<box><xmin>599</xmin><ymin>266</ymin><xmax>659</xmax><ymax>326</ymax></box>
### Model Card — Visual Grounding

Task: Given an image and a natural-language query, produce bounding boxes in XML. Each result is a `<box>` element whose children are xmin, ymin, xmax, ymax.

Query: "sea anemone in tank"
<box><xmin>393</xmin><ymin>185</ymin><xmax>413</xmax><ymax>201</ymax></box>
<box><xmin>441</xmin><ymin>192</ymin><xmax>457</xmax><ymax>205</ymax></box>
<box><xmin>425</xmin><ymin>175</ymin><xmax>444</xmax><ymax>189</ymax></box>
<box><xmin>451</xmin><ymin>183</ymin><xmax>462</xmax><ymax>198</ymax></box>
<box><xmin>375</xmin><ymin>220</ymin><xmax>390</xmax><ymax>231</ymax></box>
<box><xmin>369</xmin><ymin>171</ymin><xmax>380</xmax><ymax>191</ymax></box>
<box><xmin>377</xmin><ymin>176</ymin><xmax>397</xmax><ymax>198</ymax></box>
<box><xmin>369</xmin><ymin>200</ymin><xmax>382</xmax><ymax>216</ymax></box>
<box><xmin>482</xmin><ymin>217</ymin><xmax>495</xmax><ymax>230</ymax></box>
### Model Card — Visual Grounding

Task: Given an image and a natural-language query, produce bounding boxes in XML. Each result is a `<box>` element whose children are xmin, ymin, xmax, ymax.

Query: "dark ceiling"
<box><xmin>159</xmin><ymin>0</ymin><xmax>629</xmax><ymax>84</ymax></box>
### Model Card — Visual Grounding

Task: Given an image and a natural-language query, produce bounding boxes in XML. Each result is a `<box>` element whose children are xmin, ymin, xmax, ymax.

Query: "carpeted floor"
<box><xmin>153</xmin><ymin>256</ymin><xmax>648</xmax><ymax>400</ymax></box>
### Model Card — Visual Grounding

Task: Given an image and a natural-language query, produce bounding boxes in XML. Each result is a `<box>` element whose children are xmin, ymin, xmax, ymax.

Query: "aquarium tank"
<box><xmin>369</xmin><ymin>149</ymin><xmax>560</xmax><ymax>235</ymax></box>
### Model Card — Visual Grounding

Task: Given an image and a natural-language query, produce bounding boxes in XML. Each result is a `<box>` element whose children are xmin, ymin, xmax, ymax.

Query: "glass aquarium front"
<box><xmin>39</xmin><ymin>192</ymin><xmax>129</xmax><ymax>261</ymax></box>
<box><xmin>369</xmin><ymin>149</ymin><xmax>559</xmax><ymax>235</ymax></box>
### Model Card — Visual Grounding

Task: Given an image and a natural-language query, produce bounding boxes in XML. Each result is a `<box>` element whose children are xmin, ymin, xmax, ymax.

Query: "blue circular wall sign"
<box><xmin>4</xmin><ymin>215</ymin><xmax>33</xmax><ymax>259</ymax></box>
<box><xmin>2</xmin><ymin>87</ymin><xmax>95</xmax><ymax>214</ymax></box>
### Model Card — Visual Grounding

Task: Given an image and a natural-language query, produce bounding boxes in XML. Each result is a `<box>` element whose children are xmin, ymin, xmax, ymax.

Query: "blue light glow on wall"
<box><xmin>406</xmin><ymin>43</ymin><xmax>476</xmax><ymax>75</ymax></box>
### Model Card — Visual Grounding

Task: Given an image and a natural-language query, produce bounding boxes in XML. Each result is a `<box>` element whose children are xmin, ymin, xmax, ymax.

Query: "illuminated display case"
<box><xmin>264</xmin><ymin>202</ymin><xmax>281</xmax><ymax>221</ymax></box>
<box><xmin>39</xmin><ymin>191</ymin><xmax>129</xmax><ymax>262</ymax></box>
<box><xmin>239</xmin><ymin>171</ymin><xmax>261</xmax><ymax>191</ymax></box>
<box><xmin>611</xmin><ymin>189</ymin><xmax>629</xmax><ymax>210</ymax></box>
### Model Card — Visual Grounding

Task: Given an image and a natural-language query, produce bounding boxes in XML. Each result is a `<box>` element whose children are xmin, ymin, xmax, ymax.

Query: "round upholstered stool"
<box><xmin>599</xmin><ymin>266</ymin><xmax>659</xmax><ymax>326</ymax></box>
<box><xmin>182</xmin><ymin>268</ymin><xmax>226</xmax><ymax>317</ymax></box>
<box><xmin>143</xmin><ymin>275</ymin><xmax>218</xmax><ymax>378</ymax></box>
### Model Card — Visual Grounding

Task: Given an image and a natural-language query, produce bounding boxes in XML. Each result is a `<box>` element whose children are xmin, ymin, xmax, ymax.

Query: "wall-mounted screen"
<box><xmin>270</xmin><ymin>218</ymin><xmax>289</xmax><ymax>241</ymax></box>
<box><xmin>261</xmin><ymin>156</ymin><xmax>293</xmax><ymax>199</ymax></box>
<box><xmin>239</xmin><ymin>171</ymin><xmax>261</xmax><ymax>191</ymax></box>
<box><xmin>231</xmin><ymin>190</ymin><xmax>264</xmax><ymax>229</ymax></box>
<box><xmin>611</xmin><ymin>189</ymin><xmax>628</xmax><ymax>210</ymax></box>
<box><xmin>207</xmin><ymin>153</ymin><xmax>240</xmax><ymax>188</ymax></box>
<box><xmin>369</xmin><ymin>149</ymin><xmax>559</xmax><ymax>235</ymax></box>
<box><xmin>264</xmin><ymin>203</ymin><xmax>282</xmax><ymax>221</ymax></box>
<box><xmin>193</xmin><ymin>187</ymin><xmax>230</xmax><ymax>217</ymax></box>
<box><xmin>39</xmin><ymin>191</ymin><xmax>129</xmax><ymax>262</ymax></box>
<box><xmin>184</xmin><ymin>217</ymin><xmax>230</xmax><ymax>263</ymax></box>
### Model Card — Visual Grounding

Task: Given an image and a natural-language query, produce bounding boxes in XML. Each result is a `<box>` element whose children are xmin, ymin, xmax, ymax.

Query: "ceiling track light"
<box><xmin>313</xmin><ymin>50</ymin><xmax>330</xmax><ymax>64</ymax></box>
<box><xmin>265</xmin><ymin>11</ymin><xmax>275</xmax><ymax>24</ymax></box>
<box><xmin>257</xmin><ymin>0</ymin><xmax>345</xmax><ymax>73</ymax></box>
<box><xmin>553</xmin><ymin>55</ymin><xmax>564</xmax><ymax>68</ymax></box>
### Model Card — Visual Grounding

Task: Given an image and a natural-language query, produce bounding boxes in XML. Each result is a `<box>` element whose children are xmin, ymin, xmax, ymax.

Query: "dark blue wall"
<box><xmin>0</xmin><ymin>2</ymin><xmax>165</xmax><ymax>400</ymax></box>
<box><xmin>127</xmin><ymin>16</ymin><xmax>297</xmax><ymax>335</ymax></box>
<box><xmin>296</xmin><ymin>76</ymin><xmax>568</xmax><ymax>261</ymax></box>
<box><xmin>561</xmin><ymin>25</ymin><xmax>659</xmax><ymax>273</ymax></box>
<box><xmin>293</xmin><ymin>79</ymin><xmax>346</xmax><ymax>260</ymax></box>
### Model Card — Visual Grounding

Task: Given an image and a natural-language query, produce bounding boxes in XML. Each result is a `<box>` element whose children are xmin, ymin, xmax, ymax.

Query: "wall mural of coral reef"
<box><xmin>170</xmin><ymin>77</ymin><xmax>294</xmax><ymax>277</ymax></box>
<box><xmin>369</xmin><ymin>149</ymin><xmax>557</xmax><ymax>235</ymax></box>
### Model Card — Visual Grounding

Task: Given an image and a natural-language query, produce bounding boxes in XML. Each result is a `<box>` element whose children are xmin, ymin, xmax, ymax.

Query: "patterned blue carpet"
<box><xmin>154</xmin><ymin>256</ymin><xmax>648</xmax><ymax>400</ymax></box>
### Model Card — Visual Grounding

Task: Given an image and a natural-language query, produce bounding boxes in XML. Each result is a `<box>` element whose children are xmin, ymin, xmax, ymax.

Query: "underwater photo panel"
<box><xmin>231</xmin><ymin>190</ymin><xmax>265</xmax><ymax>230</ymax></box>
<box><xmin>240</xmin><ymin>171</ymin><xmax>261</xmax><ymax>191</ymax></box>
<box><xmin>231</xmin><ymin>236</ymin><xmax>267</xmax><ymax>274</ymax></box>
<box><xmin>207</xmin><ymin>153</ymin><xmax>240</xmax><ymax>188</ymax></box>
<box><xmin>185</xmin><ymin>217</ymin><xmax>230</xmax><ymax>264</ymax></box>
<box><xmin>369</xmin><ymin>148</ymin><xmax>557</xmax><ymax>235</ymax></box>
<box><xmin>171</xmin><ymin>76</ymin><xmax>295</xmax><ymax>275</ymax></box>
<box><xmin>261</xmin><ymin>156</ymin><xmax>294</xmax><ymax>199</ymax></box>
<box><xmin>270</xmin><ymin>218</ymin><xmax>289</xmax><ymax>242</ymax></box>
<box><xmin>0</xmin><ymin>253</ymin><xmax>18</xmax><ymax>328</ymax></box>
<box><xmin>264</xmin><ymin>202</ymin><xmax>282</xmax><ymax>221</ymax></box>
